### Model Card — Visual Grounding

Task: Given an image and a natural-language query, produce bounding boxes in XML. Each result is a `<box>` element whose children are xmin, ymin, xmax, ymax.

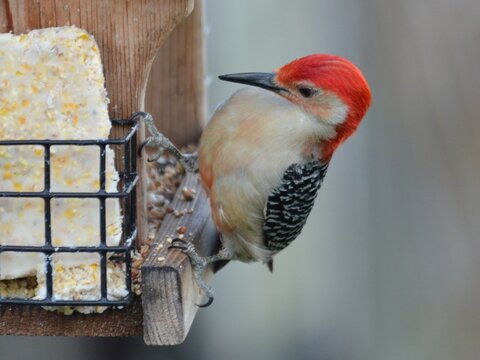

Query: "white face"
<box><xmin>277</xmin><ymin>81</ymin><xmax>349</xmax><ymax>126</ymax></box>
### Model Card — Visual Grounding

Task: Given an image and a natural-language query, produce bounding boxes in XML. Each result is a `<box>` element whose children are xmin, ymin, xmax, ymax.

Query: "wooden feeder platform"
<box><xmin>0</xmin><ymin>0</ymin><xmax>219</xmax><ymax>346</ymax></box>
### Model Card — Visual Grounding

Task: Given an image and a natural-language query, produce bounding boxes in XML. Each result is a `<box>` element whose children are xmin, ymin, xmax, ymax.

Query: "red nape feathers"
<box><xmin>276</xmin><ymin>54</ymin><xmax>371</xmax><ymax>160</ymax></box>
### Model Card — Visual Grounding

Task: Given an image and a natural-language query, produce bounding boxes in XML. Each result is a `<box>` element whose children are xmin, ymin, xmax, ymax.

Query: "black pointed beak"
<box><xmin>218</xmin><ymin>72</ymin><xmax>287</xmax><ymax>93</ymax></box>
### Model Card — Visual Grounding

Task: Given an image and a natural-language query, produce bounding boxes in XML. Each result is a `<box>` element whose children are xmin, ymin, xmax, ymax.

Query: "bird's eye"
<box><xmin>298</xmin><ymin>86</ymin><xmax>316</xmax><ymax>98</ymax></box>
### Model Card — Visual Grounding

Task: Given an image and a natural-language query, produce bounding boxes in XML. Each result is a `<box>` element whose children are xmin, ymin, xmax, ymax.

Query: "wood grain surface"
<box><xmin>142</xmin><ymin>173</ymin><xmax>219</xmax><ymax>345</ymax></box>
<box><xmin>0</xmin><ymin>298</ymin><xmax>143</xmax><ymax>337</ymax></box>
<box><xmin>145</xmin><ymin>0</ymin><xmax>205</xmax><ymax>146</ymax></box>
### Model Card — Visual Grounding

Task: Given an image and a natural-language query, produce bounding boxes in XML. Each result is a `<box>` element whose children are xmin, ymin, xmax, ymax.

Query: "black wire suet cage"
<box><xmin>0</xmin><ymin>117</ymin><xmax>139</xmax><ymax>307</ymax></box>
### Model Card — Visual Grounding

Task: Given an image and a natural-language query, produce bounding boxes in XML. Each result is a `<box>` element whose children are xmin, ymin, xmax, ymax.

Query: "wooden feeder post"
<box><xmin>0</xmin><ymin>0</ymin><xmax>219</xmax><ymax>345</ymax></box>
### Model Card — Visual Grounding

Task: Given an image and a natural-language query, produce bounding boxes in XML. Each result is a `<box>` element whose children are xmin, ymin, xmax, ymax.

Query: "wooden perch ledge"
<box><xmin>142</xmin><ymin>173</ymin><xmax>220</xmax><ymax>345</ymax></box>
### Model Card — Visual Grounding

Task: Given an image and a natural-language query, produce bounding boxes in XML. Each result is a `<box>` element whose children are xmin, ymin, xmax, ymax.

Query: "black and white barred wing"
<box><xmin>263</xmin><ymin>160</ymin><xmax>328</xmax><ymax>252</ymax></box>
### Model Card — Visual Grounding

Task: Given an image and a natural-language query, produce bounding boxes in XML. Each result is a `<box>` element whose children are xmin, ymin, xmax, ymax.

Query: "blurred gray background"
<box><xmin>3</xmin><ymin>0</ymin><xmax>480</xmax><ymax>359</ymax></box>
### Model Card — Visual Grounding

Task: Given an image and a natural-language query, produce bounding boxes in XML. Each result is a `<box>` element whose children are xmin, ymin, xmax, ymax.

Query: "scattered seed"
<box><xmin>132</xmin><ymin>259</ymin><xmax>143</xmax><ymax>268</ymax></box>
<box><xmin>150</xmin><ymin>208</ymin><xmax>165</xmax><ymax>219</ymax></box>
<box><xmin>175</xmin><ymin>210</ymin><xmax>186</xmax><ymax>218</ymax></box>
<box><xmin>182</xmin><ymin>187</ymin><xmax>196</xmax><ymax>201</ymax></box>
<box><xmin>135</xmin><ymin>146</ymin><xmax>194</xmax><ymax>297</ymax></box>
<box><xmin>177</xmin><ymin>226</ymin><xmax>187</xmax><ymax>234</ymax></box>
<box><xmin>140</xmin><ymin>245</ymin><xmax>149</xmax><ymax>256</ymax></box>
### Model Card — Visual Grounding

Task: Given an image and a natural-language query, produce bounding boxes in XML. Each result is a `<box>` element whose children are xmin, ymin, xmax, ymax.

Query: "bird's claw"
<box><xmin>169</xmin><ymin>238</ymin><xmax>203</xmax><ymax>261</ymax></box>
<box><xmin>138</xmin><ymin>137</ymin><xmax>163</xmax><ymax>162</ymax></box>
<box><xmin>167</xmin><ymin>238</ymin><xmax>215</xmax><ymax>307</ymax></box>
<box><xmin>197</xmin><ymin>294</ymin><xmax>214</xmax><ymax>308</ymax></box>
<box><xmin>168</xmin><ymin>238</ymin><xmax>189</xmax><ymax>251</ymax></box>
<box><xmin>137</xmin><ymin>138</ymin><xmax>150</xmax><ymax>157</ymax></box>
<box><xmin>168</xmin><ymin>244</ymin><xmax>188</xmax><ymax>251</ymax></box>
<box><xmin>179</xmin><ymin>153</ymin><xmax>199</xmax><ymax>173</ymax></box>
<box><xmin>171</xmin><ymin>238</ymin><xmax>187</xmax><ymax>245</ymax></box>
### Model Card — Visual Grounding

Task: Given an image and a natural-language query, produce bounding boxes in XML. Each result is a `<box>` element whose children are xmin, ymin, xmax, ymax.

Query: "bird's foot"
<box><xmin>169</xmin><ymin>239</ymin><xmax>214</xmax><ymax>307</ymax></box>
<box><xmin>169</xmin><ymin>239</ymin><xmax>233</xmax><ymax>307</ymax></box>
<box><xmin>178</xmin><ymin>153</ymin><xmax>199</xmax><ymax>174</ymax></box>
<box><xmin>135</xmin><ymin>112</ymin><xmax>199</xmax><ymax>173</ymax></box>
<box><xmin>138</xmin><ymin>137</ymin><xmax>162</xmax><ymax>162</ymax></box>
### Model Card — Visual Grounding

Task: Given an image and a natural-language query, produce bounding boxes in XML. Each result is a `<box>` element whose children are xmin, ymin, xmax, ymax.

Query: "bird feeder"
<box><xmin>0</xmin><ymin>0</ymin><xmax>219</xmax><ymax>346</ymax></box>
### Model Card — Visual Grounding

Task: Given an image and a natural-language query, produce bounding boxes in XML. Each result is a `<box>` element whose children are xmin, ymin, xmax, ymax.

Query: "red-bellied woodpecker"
<box><xmin>140</xmin><ymin>54</ymin><xmax>371</xmax><ymax>306</ymax></box>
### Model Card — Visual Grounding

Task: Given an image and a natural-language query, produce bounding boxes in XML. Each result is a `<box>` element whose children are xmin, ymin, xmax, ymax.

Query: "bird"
<box><xmin>140</xmin><ymin>54</ymin><xmax>371</xmax><ymax>307</ymax></box>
